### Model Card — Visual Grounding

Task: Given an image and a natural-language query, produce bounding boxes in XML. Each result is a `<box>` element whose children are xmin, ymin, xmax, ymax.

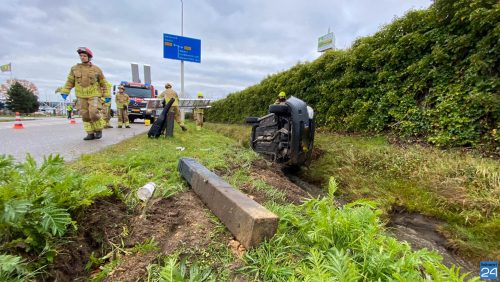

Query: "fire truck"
<box><xmin>115</xmin><ymin>63</ymin><xmax>162</xmax><ymax>124</ymax></box>
<box><xmin>116</xmin><ymin>81</ymin><xmax>161</xmax><ymax>124</ymax></box>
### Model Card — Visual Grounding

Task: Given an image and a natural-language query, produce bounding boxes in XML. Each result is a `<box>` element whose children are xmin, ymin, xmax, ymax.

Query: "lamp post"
<box><xmin>180</xmin><ymin>0</ymin><xmax>184</xmax><ymax>99</ymax></box>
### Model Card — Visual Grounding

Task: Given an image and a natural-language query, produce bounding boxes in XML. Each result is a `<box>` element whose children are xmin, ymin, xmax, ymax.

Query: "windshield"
<box><xmin>123</xmin><ymin>87</ymin><xmax>152</xmax><ymax>98</ymax></box>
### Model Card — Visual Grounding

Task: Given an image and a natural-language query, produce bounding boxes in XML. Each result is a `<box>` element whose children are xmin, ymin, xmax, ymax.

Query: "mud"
<box><xmin>44</xmin><ymin>196</ymin><xmax>131</xmax><ymax>281</ymax></box>
<box><xmin>388</xmin><ymin>207</ymin><xmax>476</xmax><ymax>275</ymax></box>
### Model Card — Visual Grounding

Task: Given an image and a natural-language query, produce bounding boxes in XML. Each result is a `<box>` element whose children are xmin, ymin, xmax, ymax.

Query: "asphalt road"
<box><xmin>0</xmin><ymin>117</ymin><xmax>150</xmax><ymax>164</ymax></box>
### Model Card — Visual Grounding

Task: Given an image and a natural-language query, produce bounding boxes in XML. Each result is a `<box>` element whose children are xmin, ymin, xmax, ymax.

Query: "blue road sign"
<box><xmin>163</xmin><ymin>33</ymin><xmax>201</xmax><ymax>63</ymax></box>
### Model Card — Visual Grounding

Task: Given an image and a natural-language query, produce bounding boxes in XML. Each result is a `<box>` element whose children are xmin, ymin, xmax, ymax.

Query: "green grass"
<box><xmin>2</xmin><ymin>121</ymin><xmax>492</xmax><ymax>280</ymax></box>
<box><xmin>240</xmin><ymin>178</ymin><xmax>478</xmax><ymax>281</ymax></box>
<box><xmin>300</xmin><ymin>132</ymin><xmax>499</xmax><ymax>261</ymax></box>
<box><xmin>207</xmin><ymin>123</ymin><xmax>499</xmax><ymax>263</ymax></box>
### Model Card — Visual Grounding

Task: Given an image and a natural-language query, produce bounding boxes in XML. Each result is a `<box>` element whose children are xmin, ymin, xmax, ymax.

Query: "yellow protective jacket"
<box><xmin>115</xmin><ymin>92</ymin><xmax>130</xmax><ymax>108</ymax></box>
<box><xmin>158</xmin><ymin>89</ymin><xmax>179</xmax><ymax>107</ymax></box>
<box><xmin>61</xmin><ymin>63</ymin><xmax>109</xmax><ymax>98</ymax></box>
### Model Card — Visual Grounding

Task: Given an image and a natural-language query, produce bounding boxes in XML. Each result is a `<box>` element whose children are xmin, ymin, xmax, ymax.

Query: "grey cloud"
<box><xmin>0</xmin><ymin>0</ymin><xmax>432</xmax><ymax>102</ymax></box>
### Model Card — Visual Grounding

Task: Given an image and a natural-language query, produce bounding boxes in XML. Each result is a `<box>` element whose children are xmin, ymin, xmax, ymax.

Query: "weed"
<box><xmin>241</xmin><ymin>177</ymin><xmax>478</xmax><ymax>281</ymax></box>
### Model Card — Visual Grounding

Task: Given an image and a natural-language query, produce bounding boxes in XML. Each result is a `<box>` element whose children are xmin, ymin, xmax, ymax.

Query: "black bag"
<box><xmin>148</xmin><ymin>98</ymin><xmax>174</xmax><ymax>138</ymax></box>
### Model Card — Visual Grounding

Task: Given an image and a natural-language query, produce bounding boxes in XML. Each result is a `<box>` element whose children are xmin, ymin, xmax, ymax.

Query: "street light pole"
<box><xmin>180</xmin><ymin>0</ymin><xmax>184</xmax><ymax>99</ymax></box>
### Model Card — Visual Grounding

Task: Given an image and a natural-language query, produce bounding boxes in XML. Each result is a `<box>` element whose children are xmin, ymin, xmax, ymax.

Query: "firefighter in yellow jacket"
<box><xmin>115</xmin><ymin>85</ymin><xmax>130</xmax><ymax>128</ymax></box>
<box><xmin>194</xmin><ymin>92</ymin><xmax>205</xmax><ymax>130</ymax></box>
<box><xmin>102</xmin><ymin>81</ymin><xmax>113</xmax><ymax>128</ymax></box>
<box><xmin>158</xmin><ymin>83</ymin><xmax>187</xmax><ymax>131</ymax></box>
<box><xmin>275</xmin><ymin>91</ymin><xmax>287</xmax><ymax>104</ymax></box>
<box><xmin>60</xmin><ymin>47</ymin><xmax>109</xmax><ymax>140</ymax></box>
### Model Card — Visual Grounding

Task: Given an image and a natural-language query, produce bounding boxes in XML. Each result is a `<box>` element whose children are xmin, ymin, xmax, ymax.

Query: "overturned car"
<box><xmin>246</xmin><ymin>96</ymin><xmax>315</xmax><ymax>167</ymax></box>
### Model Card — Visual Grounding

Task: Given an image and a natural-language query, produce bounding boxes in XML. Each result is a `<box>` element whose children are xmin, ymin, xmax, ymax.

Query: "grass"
<box><xmin>240</xmin><ymin>178</ymin><xmax>479</xmax><ymax>281</ymax></box>
<box><xmin>207</xmin><ymin>123</ymin><xmax>499</xmax><ymax>262</ymax></box>
<box><xmin>301</xmin><ymin>132</ymin><xmax>499</xmax><ymax>261</ymax></box>
<box><xmin>2</xmin><ymin>121</ymin><xmax>493</xmax><ymax>280</ymax></box>
<box><xmin>67</xmin><ymin>122</ymin><xmax>258</xmax><ymax>281</ymax></box>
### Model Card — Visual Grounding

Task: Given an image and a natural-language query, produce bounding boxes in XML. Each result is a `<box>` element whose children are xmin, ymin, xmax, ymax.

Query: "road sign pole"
<box><xmin>180</xmin><ymin>0</ymin><xmax>186</xmax><ymax>121</ymax></box>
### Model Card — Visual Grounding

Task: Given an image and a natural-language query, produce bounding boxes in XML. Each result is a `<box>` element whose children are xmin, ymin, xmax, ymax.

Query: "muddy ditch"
<box><xmin>286</xmin><ymin>175</ymin><xmax>476</xmax><ymax>275</ymax></box>
<box><xmin>388</xmin><ymin>207</ymin><xmax>476</xmax><ymax>274</ymax></box>
<box><xmin>44</xmin><ymin>192</ymin><xmax>233</xmax><ymax>282</ymax></box>
<box><xmin>44</xmin><ymin>154</ymin><xmax>476</xmax><ymax>280</ymax></box>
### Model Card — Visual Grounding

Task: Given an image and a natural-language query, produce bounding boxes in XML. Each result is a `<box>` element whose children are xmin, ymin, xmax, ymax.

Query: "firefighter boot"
<box><xmin>95</xmin><ymin>131</ymin><xmax>102</xmax><ymax>139</ymax></box>
<box><xmin>83</xmin><ymin>133</ymin><xmax>95</xmax><ymax>141</ymax></box>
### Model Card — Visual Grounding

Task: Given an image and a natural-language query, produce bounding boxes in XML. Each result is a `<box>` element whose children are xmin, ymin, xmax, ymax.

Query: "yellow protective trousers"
<box><xmin>195</xmin><ymin>112</ymin><xmax>203</xmax><ymax>128</ymax></box>
<box><xmin>170</xmin><ymin>106</ymin><xmax>185</xmax><ymax>127</ymax></box>
<box><xmin>78</xmin><ymin>97</ymin><xmax>104</xmax><ymax>133</ymax></box>
<box><xmin>103</xmin><ymin>106</ymin><xmax>111</xmax><ymax>125</ymax></box>
<box><xmin>117</xmin><ymin>108</ymin><xmax>129</xmax><ymax>126</ymax></box>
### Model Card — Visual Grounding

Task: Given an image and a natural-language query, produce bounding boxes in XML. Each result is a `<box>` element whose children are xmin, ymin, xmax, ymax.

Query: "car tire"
<box><xmin>269</xmin><ymin>104</ymin><xmax>289</xmax><ymax>114</ymax></box>
<box><xmin>246</xmin><ymin>117</ymin><xmax>259</xmax><ymax>124</ymax></box>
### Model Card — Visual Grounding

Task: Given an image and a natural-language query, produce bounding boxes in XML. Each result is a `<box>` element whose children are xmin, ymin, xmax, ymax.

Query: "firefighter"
<box><xmin>194</xmin><ymin>92</ymin><xmax>205</xmax><ymax>130</ymax></box>
<box><xmin>103</xmin><ymin>96</ymin><xmax>113</xmax><ymax>128</ymax></box>
<box><xmin>158</xmin><ymin>83</ymin><xmax>187</xmax><ymax>131</ymax></box>
<box><xmin>66</xmin><ymin>104</ymin><xmax>73</xmax><ymax>119</ymax></box>
<box><xmin>102</xmin><ymin>81</ymin><xmax>113</xmax><ymax>128</ymax></box>
<box><xmin>60</xmin><ymin>47</ymin><xmax>109</xmax><ymax>140</ymax></box>
<box><xmin>274</xmin><ymin>91</ymin><xmax>287</xmax><ymax>104</ymax></box>
<box><xmin>115</xmin><ymin>85</ymin><xmax>130</xmax><ymax>128</ymax></box>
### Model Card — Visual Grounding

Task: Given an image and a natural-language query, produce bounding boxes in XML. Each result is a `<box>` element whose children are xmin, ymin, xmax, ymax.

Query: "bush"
<box><xmin>206</xmin><ymin>0</ymin><xmax>499</xmax><ymax>149</ymax></box>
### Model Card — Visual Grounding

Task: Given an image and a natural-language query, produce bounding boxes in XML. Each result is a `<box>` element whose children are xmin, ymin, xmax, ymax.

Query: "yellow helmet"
<box><xmin>278</xmin><ymin>91</ymin><xmax>286</xmax><ymax>98</ymax></box>
<box><xmin>197</xmin><ymin>92</ymin><xmax>203</xmax><ymax>98</ymax></box>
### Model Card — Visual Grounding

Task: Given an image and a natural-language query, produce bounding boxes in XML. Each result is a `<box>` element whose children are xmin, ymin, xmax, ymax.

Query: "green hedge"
<box><xmin>207</xmin><ymin>0</ymin><xmax>499</xmax><ymax>148</ymax></box>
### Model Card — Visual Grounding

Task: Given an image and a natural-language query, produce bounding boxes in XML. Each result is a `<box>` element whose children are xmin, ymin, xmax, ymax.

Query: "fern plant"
<box><xmin>0</xmin><ymin>154</ymin><xmax>111</xmax><ymax>274</ymax></box>
<box><xmin>242</xmin><ymin>177</ymin><xmax>478</xmax><ymax>281</ymax></box>
<box><xmin>145</xmin><ymin>254</ymin><xmax>216</xmax><ymax>282</ymax></box>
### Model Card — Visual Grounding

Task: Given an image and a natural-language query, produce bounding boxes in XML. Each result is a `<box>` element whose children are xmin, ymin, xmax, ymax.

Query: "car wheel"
<box><xmin>269</xmin><ymin>104</ymin><xmax>289</xmax><ymax>114</ymax></box>
<box><xmin>245</xmin><ymin>117</ymin><xmax>259</xmax><ymax>124</ymax></box>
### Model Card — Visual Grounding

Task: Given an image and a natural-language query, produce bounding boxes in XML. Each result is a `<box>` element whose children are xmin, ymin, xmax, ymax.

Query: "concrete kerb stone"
<box><xmin>178</xmin><ymin>157</ymin><xmax>279</xmax><ymax>249</ymax></box>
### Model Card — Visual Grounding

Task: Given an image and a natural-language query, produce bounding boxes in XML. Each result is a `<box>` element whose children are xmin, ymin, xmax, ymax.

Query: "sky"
<box><xmin>0</xmin><ymin>0</ymin><xmax>432</xmax><ymax>102</ymax></box>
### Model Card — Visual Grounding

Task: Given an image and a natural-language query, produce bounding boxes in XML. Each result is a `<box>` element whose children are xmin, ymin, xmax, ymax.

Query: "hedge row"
<box><xmin>206</xmin><ymin>0</ymin><xmax>499</xmax><ymax>148</ymax></box>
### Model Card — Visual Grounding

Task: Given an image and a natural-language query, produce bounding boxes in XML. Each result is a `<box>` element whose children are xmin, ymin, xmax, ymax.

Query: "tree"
<box><xmin>6</xmin><ymin>82</ymin><xmax>39</xmax><ymax>114</ymax></box>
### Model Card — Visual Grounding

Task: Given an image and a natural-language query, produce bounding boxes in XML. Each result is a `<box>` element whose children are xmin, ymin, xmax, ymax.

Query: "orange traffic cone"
<box><xmin>12</xmin><ymin>112</ymin><xmax>24</xmax><ymax>129</ymax></box>
<box><xmin>70</xmin><ymin>117</ymin><xmax>76</xmax><ymax>124</ymax></box>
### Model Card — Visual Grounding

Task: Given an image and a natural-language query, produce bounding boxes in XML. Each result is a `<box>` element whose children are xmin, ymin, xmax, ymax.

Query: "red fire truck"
<box><xmin>116</xmin><ymin>81</ymin><xmax>161</xmax><ymax>124</ymax></box>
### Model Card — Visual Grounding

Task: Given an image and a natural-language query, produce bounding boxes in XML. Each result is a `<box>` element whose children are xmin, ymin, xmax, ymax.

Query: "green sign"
<box><xmin>318</xmin><ymin>32</ymin><xmax>335</xmax><ymax>52</ymax></box>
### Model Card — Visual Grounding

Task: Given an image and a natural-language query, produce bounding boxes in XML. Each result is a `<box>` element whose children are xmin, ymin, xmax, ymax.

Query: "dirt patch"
<box><xmin>387</xmin><ymin>206</ymin><xmax>476</xmax><ymax>275</ymax></box>
<box><xmin>249</xmin><ymin>159</ymin><xmax>311</xmax><ymax>204</ymax></box>
<box><xmin>104</xmin><ymin>191</ymin><xmax>231</xmax><ymax>282</ymax></box>
<box><xmin>44</xmin><ymin>195</ymin><xmax>131</xmax><ymax>281</ymax></box>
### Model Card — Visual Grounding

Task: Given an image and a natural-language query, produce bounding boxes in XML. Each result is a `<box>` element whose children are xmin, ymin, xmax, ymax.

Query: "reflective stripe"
<box><xmin>83</xmin><ymin>121</ymin><xmax>93</xmax><ymax>133</ymax></box>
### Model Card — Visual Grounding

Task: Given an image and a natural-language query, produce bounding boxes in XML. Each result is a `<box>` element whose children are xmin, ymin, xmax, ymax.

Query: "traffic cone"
<box><xmin>12</xmin><ymin>112</ymin><xmax>24</xmax><ymax>129</ymax></box>
<box><xmin>70</xmin><ymin>117</ymin><xmax>76</xmax><ymax>124</ymax></box>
